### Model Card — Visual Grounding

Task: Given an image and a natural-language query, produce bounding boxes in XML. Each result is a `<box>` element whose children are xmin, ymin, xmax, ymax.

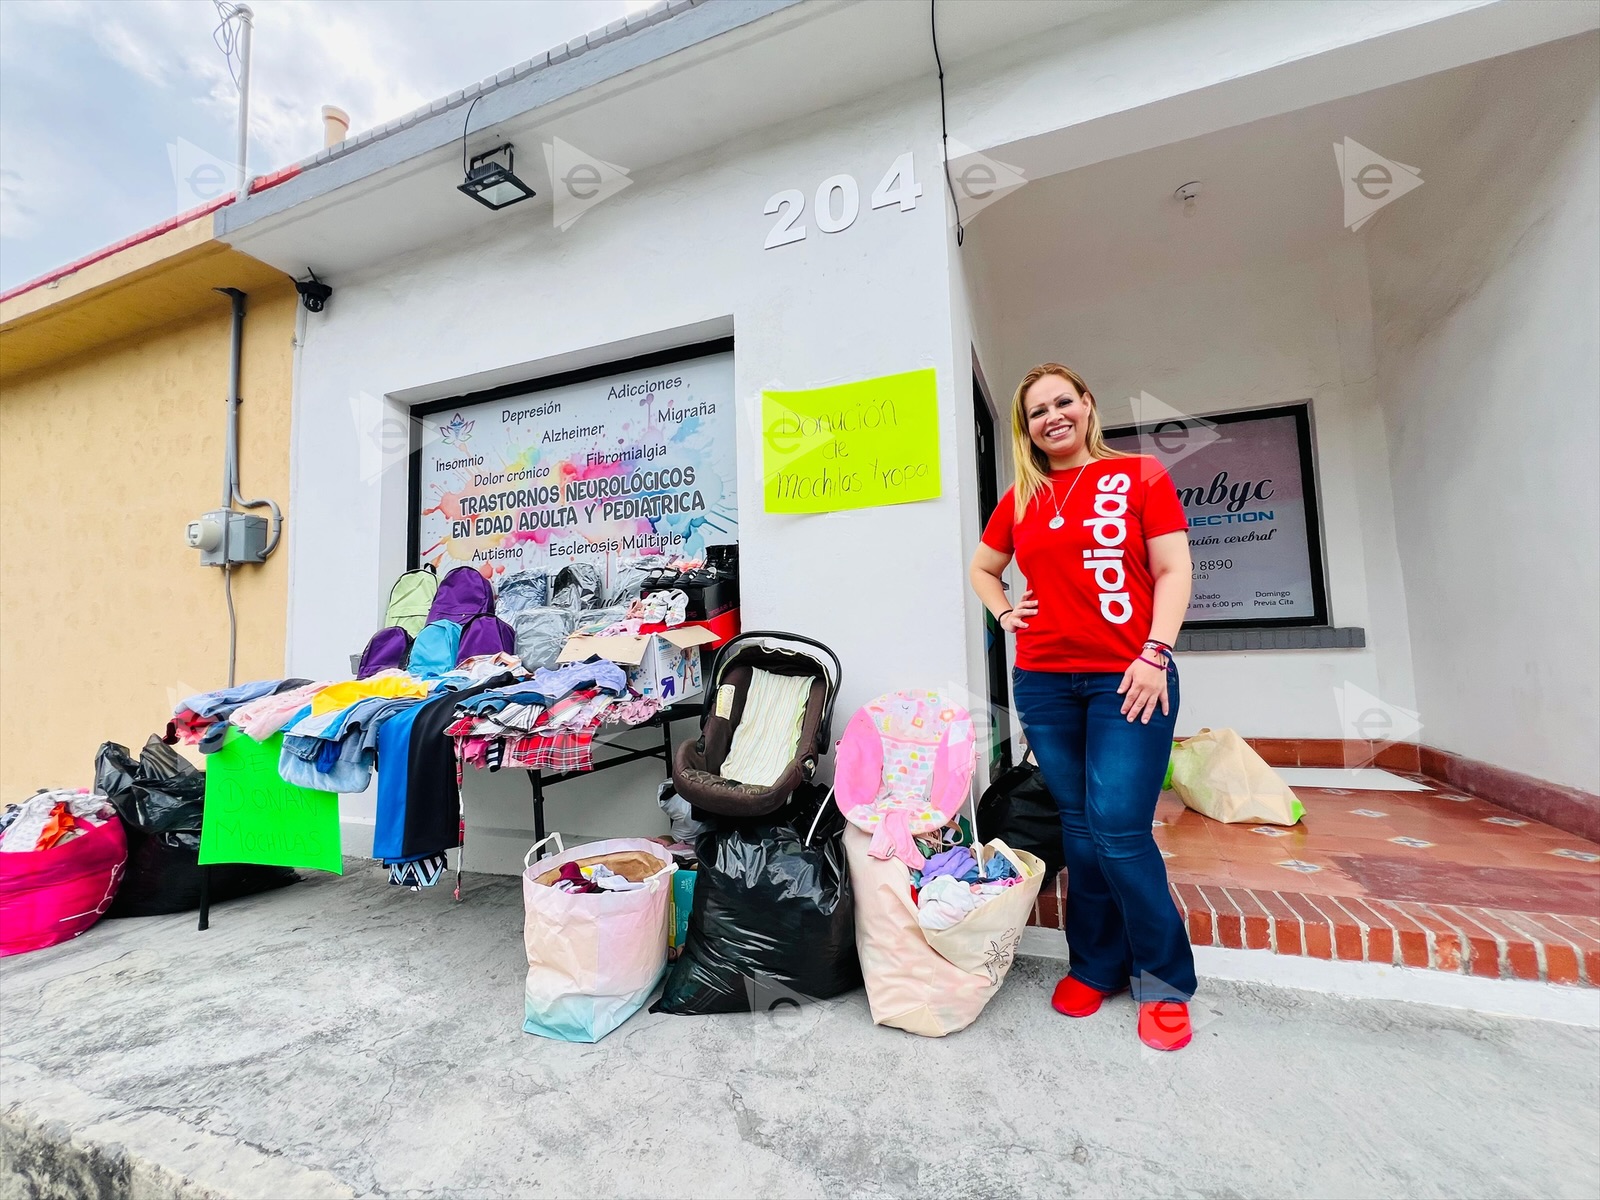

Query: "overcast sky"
<box><xmin>0</xmin><ymin>0</ymin><xmax>643</xmax><ymax>290</ymax></box>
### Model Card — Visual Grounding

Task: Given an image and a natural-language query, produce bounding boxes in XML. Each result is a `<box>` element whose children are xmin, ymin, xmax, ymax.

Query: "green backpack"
<box><xmin>384</xmin><ymin>567</ymin><xmax>438</xmax><ymax>637</ymax></box>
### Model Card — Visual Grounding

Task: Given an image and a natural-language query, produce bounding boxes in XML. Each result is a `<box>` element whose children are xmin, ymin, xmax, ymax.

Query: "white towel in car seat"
<box><xmin>718</xmin><ymin>668</ymin><xmax>812</xmax><ymax>788</ymax></box>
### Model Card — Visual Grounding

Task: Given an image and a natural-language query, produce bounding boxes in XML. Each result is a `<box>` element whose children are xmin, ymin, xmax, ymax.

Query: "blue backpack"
<box><xmin>408</xmin><ymin>620</ymin><xmax>463</xmax><ymax>677</ymax></box>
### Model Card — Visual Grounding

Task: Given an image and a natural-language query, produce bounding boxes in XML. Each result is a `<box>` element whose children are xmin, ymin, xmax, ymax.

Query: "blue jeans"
<box><xmin>1013</xmin><ymin>664</ymin><xmax>1196</xmax><ymax>1002</ymax></box>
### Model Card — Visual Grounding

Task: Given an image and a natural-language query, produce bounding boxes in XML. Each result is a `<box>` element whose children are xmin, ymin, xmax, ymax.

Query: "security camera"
<box><xmin>296</xmin><ymin>271</ymin><xmax>332</xmax><ymax>312</ymax></box>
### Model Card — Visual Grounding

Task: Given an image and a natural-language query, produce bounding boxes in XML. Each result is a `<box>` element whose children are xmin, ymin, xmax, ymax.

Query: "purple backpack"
<box><xmin>456</xmin><ymin>614</ymin><xmax>517</xmax><ymax>664</ymax></box>
<box><xmin>426</xmin><ymin>566</ymin><xmax>495</xmax><ymax>626</ymax></box>
<box><xmin>357</xmin><ymin>626</ymin><xmax>412</xmax><ymax>678</ymax></box>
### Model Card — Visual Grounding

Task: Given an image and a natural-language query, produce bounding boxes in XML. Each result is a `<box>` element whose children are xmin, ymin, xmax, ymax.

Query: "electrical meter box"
<box><xmin>186</xmin><ymin>509</ymin><xmax>268</xmax><ymax>566</ymax></box>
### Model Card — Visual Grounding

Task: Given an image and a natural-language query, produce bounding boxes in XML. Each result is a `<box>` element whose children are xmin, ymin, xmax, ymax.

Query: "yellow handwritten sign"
<box><xmin>762</xmin><ymin>368</ymin><xmax>940</xmax><ymax>513</ymax></box>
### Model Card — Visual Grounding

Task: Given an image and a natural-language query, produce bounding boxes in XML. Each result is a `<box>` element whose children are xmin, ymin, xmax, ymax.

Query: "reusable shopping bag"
<box><xmin>922</xmin><ymin>842</ymin><xmax>1046</xmax><ymax>976</ymax></box>
<box><xmin>521</xmin><ymin>835</ymin><xmax>676</xmax><ymax>1043</ymax></box>
<box><xmin>0</xmin><ymin>804</ymin><xmax>126</xmax><ymax>956</ymax></box>
<box><xmin>844</xmin><ymin>826</ymin><xmax>1042</xmax><ymax>1037</ymax></box>
<box><xmin>1169</xmin><ymin>727</ymin><xmax>1304</xmax><ymax>825</ymax></box>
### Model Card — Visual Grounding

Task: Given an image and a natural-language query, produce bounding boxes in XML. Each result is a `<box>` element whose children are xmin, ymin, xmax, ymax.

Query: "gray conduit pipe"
<box><xmin>215</xmin><ymin>287</ymin><xmax>284</xmax><ymax>554</ymax></box>
<box><xmin>213</xmin><ymin>286</ymin><xmax>284</xmax><ymax>685</ymax></box>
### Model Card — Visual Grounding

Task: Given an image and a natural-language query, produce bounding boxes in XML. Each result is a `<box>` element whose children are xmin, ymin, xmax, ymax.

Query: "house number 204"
<box><xmin>762</xmin><ymin>152</ymin><xmax>923</xmax><ymax>250</ymax></box>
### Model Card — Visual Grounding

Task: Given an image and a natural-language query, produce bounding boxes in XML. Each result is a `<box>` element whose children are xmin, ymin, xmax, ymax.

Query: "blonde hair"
<box><xmin>1009</xmin><ymin>363</ymin><xmax>1126</xmax><ymax>520</ymax></box>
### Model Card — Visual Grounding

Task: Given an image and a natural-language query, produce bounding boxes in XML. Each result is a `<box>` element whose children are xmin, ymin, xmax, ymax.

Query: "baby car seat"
<box><xmin>672</xmin><ymin>632</ymin><xmax>841</xmax><ymax>819</ymax></box>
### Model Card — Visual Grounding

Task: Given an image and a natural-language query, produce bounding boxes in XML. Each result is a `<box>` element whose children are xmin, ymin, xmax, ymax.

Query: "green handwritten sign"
<box><xmin>199</xmin><ymin>730</ymin><xmax>343</xmax><ymax>874</ymax></box>
<box><xmin>762</xmin><ymin>368</ymin><xmax>940</xmax><ymax>513</ymax></box>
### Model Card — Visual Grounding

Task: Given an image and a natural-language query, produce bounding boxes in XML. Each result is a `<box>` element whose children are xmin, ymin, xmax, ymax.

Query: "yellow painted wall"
<box><xmin>0</xmin><ymin>282</ymin><xmax>298</xmax><ymax>798</ymax></box>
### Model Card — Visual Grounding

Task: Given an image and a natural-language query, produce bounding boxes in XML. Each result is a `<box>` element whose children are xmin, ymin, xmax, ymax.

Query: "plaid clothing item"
<box><xmin>450</xmin><ymin>686</ymin><xmax>636</xmax><ymax>780</ymax></box>
<box><xmin>454</xmin><ymin>724</ymin><xmax>598</xmax><ymax>780</ymax></box>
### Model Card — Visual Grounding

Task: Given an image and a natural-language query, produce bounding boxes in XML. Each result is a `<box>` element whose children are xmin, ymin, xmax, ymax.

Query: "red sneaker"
<box><xmin>1137</xmin><ymin>1000</ymin><xmax>1193</xmax><ymax>1051</ymax></box>
<box><xmin>1051</xmin><ymin>975</ymin><xmax>1121</xmax><ymax>1018</ymax></box>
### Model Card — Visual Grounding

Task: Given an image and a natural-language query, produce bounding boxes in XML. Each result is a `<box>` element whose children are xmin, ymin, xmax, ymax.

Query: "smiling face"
<box><xmin>1023</xmin><ymin>373</ymin><xmax>1093</xmax><ymax>466</ymax></box>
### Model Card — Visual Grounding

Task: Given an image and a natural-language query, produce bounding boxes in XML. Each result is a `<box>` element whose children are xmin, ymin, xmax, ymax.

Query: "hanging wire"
<box><xmin>223</xmin><ymin>561</ymin><xmax>238</xmax><ymax>686</ymax></box>
<box><xmin>213</xmin><ymin>1</ymin><xmax>246</xmax><ymax>91</ymax></box>
<box><xmin>460</xmin><ymin>94</ymin><xmax>483</xmax><ymax>173</ymax></box>
<box><xmin>930</xmin><ymin>0</ymin><xmax>964</xmax><ymax>247</ymax></box>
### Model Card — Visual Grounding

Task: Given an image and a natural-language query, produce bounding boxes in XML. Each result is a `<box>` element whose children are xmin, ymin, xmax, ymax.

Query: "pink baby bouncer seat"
<box><xmin>832</xmin><ymin>690</ymin><xmax>976</xmax><ymax>868</ymax></box>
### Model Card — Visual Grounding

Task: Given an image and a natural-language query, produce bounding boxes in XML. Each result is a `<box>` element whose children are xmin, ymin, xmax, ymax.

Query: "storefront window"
<box><xmin>409</xmin><ymin>342</ymin><xmax>737</xmax><ymax>587</ymax></box>
<box><xmin>1105</xmin><ymin>403</ymin><xmax>1328</xmax><ymax>628</ymax></box>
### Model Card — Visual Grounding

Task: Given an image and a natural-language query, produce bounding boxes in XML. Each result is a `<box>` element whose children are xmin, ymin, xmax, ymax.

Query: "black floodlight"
<box><xmin>458</xmin><ymin>144</ymin><xmax>535</xmax><ymax>211</ymax></box>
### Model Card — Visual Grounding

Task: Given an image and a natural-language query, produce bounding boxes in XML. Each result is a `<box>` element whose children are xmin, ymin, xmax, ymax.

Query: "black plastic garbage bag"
<box><xmin>978</xmin><ymin>759</ymin><xmax>1065</xmax><ymax>888</ymax></box>
<box><xmin>95</xmin><ymin>737</ymin><xmax>296</xmax><ymax>918</ymax></box>
<box><xmin>657</xmin><ymin>791</ymin><xmax>861</xmax><ymax>1014</ymax></box>
<box><xmin>94</xmin><ymin>736</ymin><xmax>203</xmax><ymax>832</ymax></box>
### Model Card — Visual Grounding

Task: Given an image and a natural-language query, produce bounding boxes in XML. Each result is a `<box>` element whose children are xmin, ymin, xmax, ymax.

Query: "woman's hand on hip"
<box><xmin>1000</xmin><ymin>590</ymin><xmax>1037</xmax><ymax>633</ymax></box>
<box><xmin>1118</xmin><ymin>656</ymin><xmax>1169</xmax><ymax>723</ymax></box>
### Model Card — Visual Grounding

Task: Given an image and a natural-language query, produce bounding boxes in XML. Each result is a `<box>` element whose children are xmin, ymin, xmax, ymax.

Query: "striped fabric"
<box><xmin>718</xmin><ymin>668</ymin><xmax>812</xmax><ymax>787</ymax></box>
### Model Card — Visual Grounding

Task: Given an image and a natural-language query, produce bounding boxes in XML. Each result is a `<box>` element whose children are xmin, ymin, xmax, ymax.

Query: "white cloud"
<box><xmin>0</xmin><ymin>168</ymin><xmax>36</xmax><ymax>241</ymax></box>
<box><xmin>230</xmin><ymin>0</ymin><xmax>637</xmax><ymax>173</ymax></box>
<box><xmin>1</xmin><ymin>0</ymin><xmax>635</xmax><ymax>286</ymax></box>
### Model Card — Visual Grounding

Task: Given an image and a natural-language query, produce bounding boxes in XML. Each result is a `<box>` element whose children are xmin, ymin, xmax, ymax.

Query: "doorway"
<box><xmin>972</xmin><ymin>366</ymin><xmax>1012</xmax><ymax>776</ymax></box>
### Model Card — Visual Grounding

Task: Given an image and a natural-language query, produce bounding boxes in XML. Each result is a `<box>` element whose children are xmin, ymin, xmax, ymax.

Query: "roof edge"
<box><xmin>0</xmin><ymin>163</ymin><xmax>302</xmax><ymax>305</ymax></box>
<box><xmin>216</xmin><ymin>0</ymin><xmax>804</xmax><ymax>237</ymax></box>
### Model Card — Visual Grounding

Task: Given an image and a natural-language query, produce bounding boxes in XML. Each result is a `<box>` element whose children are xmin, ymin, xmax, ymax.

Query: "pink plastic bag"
<box><xmin>0</xmin><ymin>815</ymin><xmax>127</xmax><ymax>957</ymax></box>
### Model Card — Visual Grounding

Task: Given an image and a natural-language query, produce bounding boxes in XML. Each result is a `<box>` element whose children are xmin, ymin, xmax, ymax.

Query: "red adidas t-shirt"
<box><xmin>981</xmin><ymin>455</ymin><xmax>1188</xmax><ymax>673</ymax></box>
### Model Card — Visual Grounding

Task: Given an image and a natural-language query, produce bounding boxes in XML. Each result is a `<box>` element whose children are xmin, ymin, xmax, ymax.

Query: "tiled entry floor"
<box><xmin>1026</xmin><ymin>777</ymin><xmax>1600</xmax><ymax>986</ymax></box>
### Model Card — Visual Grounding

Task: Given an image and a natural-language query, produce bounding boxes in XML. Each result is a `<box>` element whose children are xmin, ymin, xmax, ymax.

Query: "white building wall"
<box><xmin>287</xmin><ymin>82</ymin><xmax>973</xmax><ymax>867</ymax></box>
<box><xmin>943</xmin><ymin>0</ymin><xmax>1591</xmax><ymax>179</ymax></box>
<box><xmin>278</xmin><ymin>8</ymin><xmax>1600</xmax><ymax>871</ymax></box>
<box><xmin>1365</xmin><ymin>34</ymin><xmax>1600</xmax><ymax>792</ymax></box>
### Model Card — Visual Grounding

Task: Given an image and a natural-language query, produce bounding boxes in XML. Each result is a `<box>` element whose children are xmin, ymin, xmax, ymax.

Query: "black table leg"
<box><xmin>197</xmin><ymin>864</ymin><xmax>211</xmax><ymax>931</ymax></box>
<box><xmin>527</xmin><ymin>768</ymin><xmax>546</xmax><ymax>843</ymax></box>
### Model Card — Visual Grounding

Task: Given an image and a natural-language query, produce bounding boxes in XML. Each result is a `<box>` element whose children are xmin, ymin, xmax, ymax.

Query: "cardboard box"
<box><xmin>558</xmin><ymin>625</ymin><xmax>718</xmax><ymax>704</ymax></box>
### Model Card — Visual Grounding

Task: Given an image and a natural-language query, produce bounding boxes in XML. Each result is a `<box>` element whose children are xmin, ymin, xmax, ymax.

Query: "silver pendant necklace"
<box><xmin>1047</xmin><ymin>462</ymin><xmax>1089</xmax><ymax>530</ymax></box>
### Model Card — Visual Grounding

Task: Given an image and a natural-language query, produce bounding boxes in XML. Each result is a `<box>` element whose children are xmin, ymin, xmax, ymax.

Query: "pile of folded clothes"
<box><xmin>445</xmin><ymin>659</ymin><xmax>665</xmax><ymax>777</ymax></box>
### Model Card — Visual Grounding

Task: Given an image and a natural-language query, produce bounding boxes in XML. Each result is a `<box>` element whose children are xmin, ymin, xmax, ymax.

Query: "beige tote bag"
<box><xmin>1169</xmin><ymin>727</ymin><xmax>1305</xmax><ymax>825</ymax></box>
<box><xmin>844</xmin><ymin>827</ymin><xmax>1044</xmax><ymax>1037</ymax></box>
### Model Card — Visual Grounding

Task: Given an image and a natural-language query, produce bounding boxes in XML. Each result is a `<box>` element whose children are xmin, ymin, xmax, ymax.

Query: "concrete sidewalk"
<box><xmin>2</xmin><ymin>863</ymin><xmax>1597</xmax><ymax>1200</ymax></box>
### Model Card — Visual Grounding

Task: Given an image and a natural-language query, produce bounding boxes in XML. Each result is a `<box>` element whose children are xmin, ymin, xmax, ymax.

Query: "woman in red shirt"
<box><xmin>970</xmin><ymin>363</ymin><xmax>1196</xmax><ymax>1051</ymax></box>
